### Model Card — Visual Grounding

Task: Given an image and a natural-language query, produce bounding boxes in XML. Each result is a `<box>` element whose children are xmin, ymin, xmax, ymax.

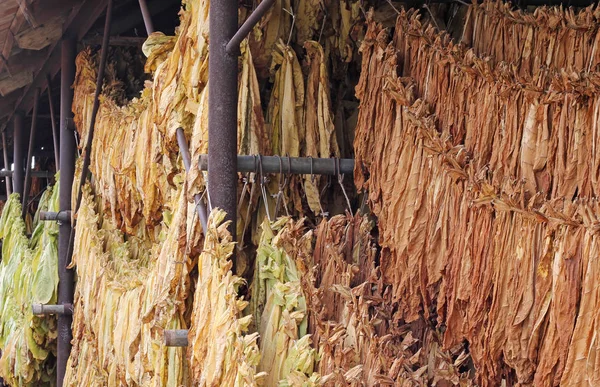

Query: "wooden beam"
<box><xmin>0</xmin><ymin>71</ymin><xmax>32</xmax><ymax>96</ymax></box>
<box><xmin>0</xmin><ymin>5</ymin><xmax>27</xmax><ymax>74</ymax></box>
<box><xmin>17</xmin><ymin>0</ymin><xmax>38</xmax><ymax>29</ymax></box>
<box><xmin>0</xmin><ymin>0</ymin><xmax>79</xmax><ymax>75</ymax></box>
<box><xmin>1</xmin><ymin>49</ymin><xmax>48</xmax><ymax>77</ymax></box>
<box><xmin>4</xmin><ymin>0</ymin><xmax>110</xmax><ymax>124</ymax></box>
<box><xmin>81</xmin><ymin>35</ymin><xmax>146</xmax><ymax>47</ymax></box>
<box><xmin>15</xmin><ymin>14</ymin><xmax>67</xmax><ymax>50</ymax></box>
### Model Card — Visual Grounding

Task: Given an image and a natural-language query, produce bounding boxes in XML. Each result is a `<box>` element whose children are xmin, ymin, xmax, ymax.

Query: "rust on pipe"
<box><xmin>46</xmin><ymin>74</ymin><xmax>60</xmax><ymax>169</ymax></box>
<box><xmin>164</xmin><ymin>330</ymin><xmax>189</xmax><ymax>347</ymax></box>
<box><xmin>22</xmin><ymin>87</ymin><xmax>40</xmax><ymax>220</ymax></box>
<box><xmin>1</xmin><ymin>131</ymin><xmax>11</xmax><ymax>195</ymax></box>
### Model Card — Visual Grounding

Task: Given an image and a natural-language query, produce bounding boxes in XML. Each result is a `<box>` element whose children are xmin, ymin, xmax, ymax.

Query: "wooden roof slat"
<box><xmin>15</xmin><ymin>13</ymin><xmax>67</xmax><ymax>50</ymax></box>
<box><xmin>16</xmin><ymin>0</ymin><xmax>38</xmax><ymax>29</ymax></box>
<box><xmin>5</xmin><ymin>0</ymin><xmax>109</xmax><ymax>124</ymax></box>
<box><xmin>0</xmin><ymin>70</ymin><xmax>31</xmax><ymax>95</ymax></box>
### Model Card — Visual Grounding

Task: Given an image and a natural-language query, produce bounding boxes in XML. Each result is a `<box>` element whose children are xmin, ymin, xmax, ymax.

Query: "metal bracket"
<box><xmin>39</xmin><ymin>211</ymin><xmax>71</xmax><ymax>223</ymax></box>
<box><xmin>32</xmin><ymin>303</ymin><xmax>73</xmax><ymax>316</ymax></box>
<box><xmin>164</xmin><ymin>329</ymin><xmax>189</xmax><ymax>347</ymax></box>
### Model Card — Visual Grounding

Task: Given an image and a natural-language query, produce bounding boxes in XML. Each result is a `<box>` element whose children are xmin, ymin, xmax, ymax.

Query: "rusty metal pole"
<box><xmin>13</xmin><ymin>112</ymin><xmax>24</xmax><ymax>198</ymax></box>
<box><xmin>47</xmin><ymin>74</ymin><xmax>60</xmax><ymax>169</ymax></box>
<box><xmin>208</xmin><ymin>0</ymin><xmax>238</xmax><ymax>249</ymax></box>
<box><xmin>22</xmin><ymin>88</ymin><xmax>40</xmax><ymax>220</ymax></box>
<box><xmin>138</xmin><ymin>0</ymin><xmax>154</xmax><ymax>35</ymax></box>
<box><xmin>57</xmin><ymin>37</ymin><xmax>76</xmax><ymax>387</ymax></box>
<box><xmin>2</xmin><ymin>130</ymin><xmax>11</xmax><ymax>195</ymax></box>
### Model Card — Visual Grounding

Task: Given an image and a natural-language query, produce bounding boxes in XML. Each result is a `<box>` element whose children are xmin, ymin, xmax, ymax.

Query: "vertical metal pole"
<box><xmin>22</xmin><ymin>88</ymin><xmax>40</xmax><ymax>220</ymax></box>
<box><xmin>72</xmin><ymin>0</ymin><xmax>112</xmax><ymax>216</ymax></box>
<box><xmin>208</xmin><ymin>0</ymin><xmax>238</xmax><ymax>250</ymax></box>
<box><xmin>2</xmin><ymin>131</ymin><xmax>11</xmax><ymax>195</ymax></box>
<box><xmin>47</xmin><ymin>74</ymin><xmax>60</xmax><ymax>169</ymax></box>
<box><xmin>57</xmin><ymin>37</ymin><xmax>76</xmax><ymax>387</ymax></box>
<box><xmin>13</xmin><ymin>112</ymin><xmax>24</xmax><ymax>198</ymax></box>
<box><xmin>138</xmin><ymin>0</ymin><xmax>154</xmax><ymax>35</ymax></box>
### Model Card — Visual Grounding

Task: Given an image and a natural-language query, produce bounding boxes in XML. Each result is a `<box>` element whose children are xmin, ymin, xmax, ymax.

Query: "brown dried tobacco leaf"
<box><xmin>303</xmin><ymin>40</ymin><xmax>340</xmax><ymax>214</ymax></box>
<box><xmin>393</xmin><ymin>10</ymin><xmax>600</xmax><ymax>200</ymax></box>
<box><xmin>354</xmin><ymin>11</ymin><xmax>600</xmax><ymax>385</ymax></box>
<box><xmin>461</xmin><ymin>0</ymin><xmax>600</xmax><ymax>73</ymax></box>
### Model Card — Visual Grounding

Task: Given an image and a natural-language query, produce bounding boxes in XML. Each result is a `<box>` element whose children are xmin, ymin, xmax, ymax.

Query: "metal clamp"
<box><xmin>164</xmin><ymin>329</ymin><xmax>189</xmax><ymax>347</ymax></box>
<box><xmin>32</xmin><ymin>303</ymin><xmax>73</xmax><ymax>316</ymax></box>
<box><xmin>39</xmin><ymin>211</ymin><xmax>71</xmax><ymax>223</ymax></box>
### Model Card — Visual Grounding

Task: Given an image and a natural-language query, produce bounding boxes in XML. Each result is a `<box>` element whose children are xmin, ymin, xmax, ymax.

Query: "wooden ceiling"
<box><xmin>0</xmin><ymin>0</ymin><xmax>117</xmax><ymax>130</ymax></box>
<box><xmin>0</xmin><ymin>1</ymin><xmax>88</xmax><ymax>122</ymax></box>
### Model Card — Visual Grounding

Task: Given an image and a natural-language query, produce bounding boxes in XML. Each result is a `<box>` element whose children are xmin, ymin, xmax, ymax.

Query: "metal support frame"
<box><xmin>13</xmin><ymin>112</ymin><xmax>25</xmax><ymax>198</ymax></box>
<box><xmin>57</xmin><ymin>37</ymin><xmax>77</xmax><ymax>387</ymax></box>
<box><xmin>22</xmin><ymin>88</ymin><xmax>40</xmax><ymax>220</ymax></box>
<box><xmin>138</xmin><ymin>0</ymin><xmax>154</xmax><ymax>35</ymax></box>
<box><xmin>40</xmin><ymin>211</ymin><xmax>71</xmax><ymax>222</ymax></box>
<box><xmin>46</xmin><ymin>74</ymin><xmax>60</xmax><ymax>169</ymax></box>
<box><xmin>164</xmin><ymin>330</ymin><xmax>189</xmax><ymax>347</ymax></box>
<box><xmin>208</xmin><ymin>0</ymin><xmax>275</xmax><ymax>260</ymax></box>
<box><xmin>176</xmin><ymin>128</ymin><xmax>208</xmax><ymax>233</ymax></box>
<box><xmin>208</xmin><ymin>0</ymin><xmax>239</xmax><ymax>250</ymax></box>
<box><xmin>0</xmin><ymin>170</ymin><xmax>52</xmax><ymax>178</ymax></box>
<box><xmin>226</xmin><ymin>0</ymin><xmax>276</xmax><ymax>55</ymax></box>
<box><xmin>198</xmin><ymin>155</ymin><xmax>354</xmax><ymax>176</ymax></box>
<box><xmin>32</xmin><ymin>303</ymin><xmax>74</xmax><ymax>316</ymax></box>
<box><xmin>1</xmin><ymin>131</ymin><xmax>11</xmax><ymax>195</ymax></box>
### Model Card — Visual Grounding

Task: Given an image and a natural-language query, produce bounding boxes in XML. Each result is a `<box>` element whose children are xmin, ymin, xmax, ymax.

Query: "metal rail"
<box><xmin>22</xmin><ymin>88</ymin><xmax>40</xmax><ymax>220</ymax></box>
<box><xmin>0</xmin><ymin>170</ymin><xmax>52</xmax><ymax>178</ymax></box>
<box><xmin>198</xmin><ymin>155</ymin><xmax>354</xmax><ymax>176</ymax></box>
<box><xmin>226</xmin><ymin>0</ymin><xmax>276</xmax><ymax>55</ymax></box>
<box><xmin>40</xmin><ymin>211</ymin><xmax>71</xmax><ymax>223</ymax></box>
<box><xmin>32</xmin><ymin>303</ymin><xmax>74</xmax><ymax>316</ymax></box>
<box><xmin>176</xmin><ymin>128</ymin><xmax>208</xmax><ymax>233</ymax></box>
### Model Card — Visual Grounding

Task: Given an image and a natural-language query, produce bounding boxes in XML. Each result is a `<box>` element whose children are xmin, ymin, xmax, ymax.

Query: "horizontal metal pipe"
<box><xmin>32</xmin><ymin>303</ymin><xmax>73</xmax><ymax>316</ymax></box>
<box><xmin>164</xmin><ymin>329</ymin><xmax>188</xmax><ymax>347</ymax></box>
<box><xmin>0</xmin><ymin>170</ymin><xmax>52</xmax><ymax>178</ymax></box>
<box><xmin>226</xmin><ymin>0</ymin><xmax>276</xmax><ymax>55</ymax></box>
<box><xmin>198</xmin><ymin>155</ymin><xmax>354</xmax><ymax>176</ymax></box>
<box><xmin>176</xmin><ymin>128</ymin><xmax>208</xmax><ymax>233</ymax></box>
<box><xmin>40</xmin><ymin>211</ymin><xmax>71</xmax><ymax>222</ymax></box>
